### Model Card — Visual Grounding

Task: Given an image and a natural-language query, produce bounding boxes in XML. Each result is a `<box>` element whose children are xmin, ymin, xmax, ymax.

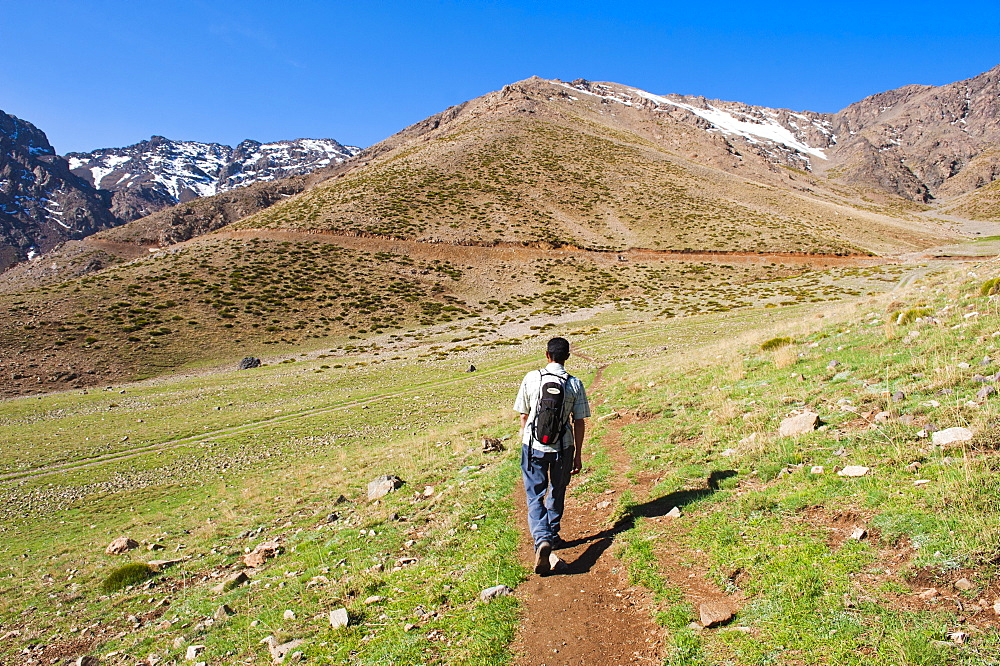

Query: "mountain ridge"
<box><xmin>0</xmin><ymin>112</ymin><xmax>360</xmax><ymax>271</ymax></box>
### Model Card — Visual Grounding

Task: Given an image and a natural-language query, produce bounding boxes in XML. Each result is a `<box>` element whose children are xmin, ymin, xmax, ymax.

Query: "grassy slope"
<box><xmin>232</xmin><ymin>102</ymin><xmax>950</xmax><ymax>256</ymax></box>
<box><xmin>7</xmin><ymin>258</ymin><xmax>1000</xmax><ymax>664</ymax></box>
<box><xmin>1</xmin><ymin>224</ymin><xmax>909</xmax><ymax>398</ymax></box>
<box><xmin>600</xmin><ymin>261</ymin><xmax>1000</xmax><ymax>665</ymax></box>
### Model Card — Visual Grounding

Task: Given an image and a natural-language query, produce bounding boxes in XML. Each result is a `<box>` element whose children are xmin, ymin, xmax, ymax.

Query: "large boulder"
<box><xmin>238</xmin><ymin>357</ymin><xmax>261</xmax><ymax>370</ymax></box>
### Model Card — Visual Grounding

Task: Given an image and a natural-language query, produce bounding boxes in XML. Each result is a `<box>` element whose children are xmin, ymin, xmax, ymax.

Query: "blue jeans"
<box><xmin>521</xmin><ymin>444</ymin><xmax>574</xmax><ymax>549</ymax></box>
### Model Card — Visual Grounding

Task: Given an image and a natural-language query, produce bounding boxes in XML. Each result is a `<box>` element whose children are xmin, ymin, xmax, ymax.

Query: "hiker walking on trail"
<box><xmin>513</xmin><ymin>337</ymin><xmax>590</xmax><ymax>575</ymax></box>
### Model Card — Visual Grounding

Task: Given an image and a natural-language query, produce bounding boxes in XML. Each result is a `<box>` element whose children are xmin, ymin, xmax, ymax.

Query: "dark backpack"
<box><xmin>531</xmin><ymin>370</ymin><xmax>570</xmax><ymax>448</ymax></box>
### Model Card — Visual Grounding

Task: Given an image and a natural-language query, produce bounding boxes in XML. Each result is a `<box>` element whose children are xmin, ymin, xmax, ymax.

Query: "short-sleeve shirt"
<box><xmin>513</xmin><ymin>362</ymin><xmax>591</xmax><ymax>453</ymax></box>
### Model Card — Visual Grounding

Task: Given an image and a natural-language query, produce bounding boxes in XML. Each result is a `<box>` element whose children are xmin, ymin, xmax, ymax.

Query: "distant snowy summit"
<box><xmin>66</xmin><ymin>136</ymin><xmax>360</xmax><ymax>221</ymax></box>
<box><xmin>0</xmin><ymin>109</ymin><xmax>361</xmax><ymax>271</ymax></box>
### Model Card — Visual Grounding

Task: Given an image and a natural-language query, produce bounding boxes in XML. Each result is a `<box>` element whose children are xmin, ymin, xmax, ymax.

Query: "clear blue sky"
<box><xmin>2</xmin><ymin>0</ymin><xmax>998</xmax><ymax>154</ymax></box>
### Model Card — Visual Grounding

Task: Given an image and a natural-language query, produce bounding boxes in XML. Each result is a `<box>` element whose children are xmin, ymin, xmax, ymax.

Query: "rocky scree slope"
<box><xmin>823</xmin><ymin>64</ymin><xmax>1000</xmax><ymax>203</ymax></box>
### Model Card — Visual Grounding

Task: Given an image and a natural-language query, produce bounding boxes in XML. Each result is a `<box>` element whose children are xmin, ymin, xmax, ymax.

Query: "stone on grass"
<box><xmin>238</xmin><ymin>357</ymin><xmax>261</xmax><ymax>370</ymax></box>
<box><xmin>837</xmin><ymin>465</ymin><xmax>870</xmax><ymax>477</ymax></box>
<box><xmin>329</xmin><ymin>607</ymin><xmax>350</xmax><ymax>629</ymax></box>
<box><xmin>147</xmin><ymin>558</ymin><xmax>185</xmax><ymax>572</ymax></box>
<box><xmin>954</xmin><ymin>578</ymin><xmax>975</xmax><ymax>591</ymax></box>
<box><xmin>212</xmin><ymin>571</ymin><xmax>249</xmax><ymax>593</ymax></box>
<box><xmin>666</xmin><ymin>507</ymin><xmax>682</xmax><ymax>518</ymax></box>
<box><xmin>699</xmin><ymin>600</ymin><xmax>735</xmax><ymax>627</ymax></box>
<box><xmin>243</xmin><ymin>540</ymin><xmax>283</xmax><ymax>568</ymax></box>
<box><xmin>185</xmin><ymin>645</ymin><xmax>205</xmax><ymax>661</ymax></box>
<box><xmin>916</xmin><ymin>587</ymin><xmax>938</xmax><ymax>600</ymax></box>
<box><xmin>892</xmin><ymin>391</ymin><xmax>906</xmax><ymax>402</ymax></box>
<box><xmin>779</xmin><ymin>412</ymin><xmax>820</xmax><ymax>436</ymax></box>
<box><xmin>283</xmin><ymin>610</ymin><xmax>296</xmax><ymax>620</ymax></box>
<box><xmin>105</xmin><ymin>537</ymin><xmax>139</xmax><ymax>555</ymax></box>
<box><xmin>364</xmin><ymin>595</ymin><xmax>385</xmax><ymax>605</ymax></box>
<box><xmin>849</xmin><ymin>527</ymin><xmax>868</xmax><ymax>540</ymax></box>
<box><xmin>261</xmin><ymin>637</ymin><xmax>304</xmax><ymax>664</ymax></box>
<box><xmin>480</xmin><ymin>584</ymin><xmax>514</xmax><ymax>602</ymax></box>
<box><xmin>367</xmin><ymin>475</ymin><xmax>405</xmax><ymax>501</ymax></box>
<box><xmin>74</xmin><ymin>658</ymin><xmax>100</xmax><ymax>666</ymax></box>
<box><xmin>931</xmin><ymin>427</ymin><xmax>974</xmax><ymax>447</ymax></box>
<box><xmin>213</xmin><ymin>604</ymin><xmax>235</xmax><ymax>621</ymax></box>
<box><xmin>810</xmin><ymin>465</ymin><xmax>824</xmax><ymax>475</ymax></box>
<box><xmin>977</xmin><ymin>385</ymin><xmax>996</xmax><ymax>400</ymax></box>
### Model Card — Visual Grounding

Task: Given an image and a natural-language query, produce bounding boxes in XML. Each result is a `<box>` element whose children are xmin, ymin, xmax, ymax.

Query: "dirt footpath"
<box><xmin>510</xmin><ymin>363</ymin><xmax>663</xmax><ymax>665</ymax></box>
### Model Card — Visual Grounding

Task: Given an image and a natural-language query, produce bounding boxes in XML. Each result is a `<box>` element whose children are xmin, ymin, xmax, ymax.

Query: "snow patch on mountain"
<box><xmin>67</xmin><ymin>136</ymin><xmax>361</xmax><ymax>206</ymax></box>
<box><xmin>554</xmin><ymin>79</ymin><xmax>832</xmax><ymax>161</ymax></box>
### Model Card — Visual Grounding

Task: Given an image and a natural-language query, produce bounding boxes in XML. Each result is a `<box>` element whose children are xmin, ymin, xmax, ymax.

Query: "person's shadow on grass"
<box><xmin>559</xmin><ymin>470</ymin><xmax>736</xmax><ymax>575</ymax></box>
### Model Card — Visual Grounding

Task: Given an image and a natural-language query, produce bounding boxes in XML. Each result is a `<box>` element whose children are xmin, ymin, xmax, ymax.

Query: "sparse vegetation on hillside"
<box><xmin>235</xmin><ymin>117</ymin><xmax>880</xmax><ymax>256</ymax></box>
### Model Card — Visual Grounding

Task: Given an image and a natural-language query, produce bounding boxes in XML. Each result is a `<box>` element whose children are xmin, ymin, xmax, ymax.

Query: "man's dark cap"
<box><xmin>547</xmin><ymin>337</ymin><xmax>570</xmax><ymax>356</ymax></box>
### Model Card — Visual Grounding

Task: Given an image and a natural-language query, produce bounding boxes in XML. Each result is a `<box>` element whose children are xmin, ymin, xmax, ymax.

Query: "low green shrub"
<box><xmin>99</xmin><ymin>563</ymin><xmax>155</xmax><ymax>594</ymax></box>
<box><xmin>895</xmin><ymin>307</ymin><xmax>933</xmax><ymax>325</ymax></box>
<box><xmin>979</xmin><ymin>277</ymin><xmax>1000</xmax><ymax>296</ymax></box>
<box><xmin>760</xmin><ymin>336</ymin><xmax>793</xmax><ymax>351</ymax></box>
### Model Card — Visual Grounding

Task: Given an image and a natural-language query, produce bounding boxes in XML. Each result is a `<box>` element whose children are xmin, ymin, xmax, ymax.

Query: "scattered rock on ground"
<box><xmin>548</xmin><ymin>552</ymin><xmax>568</xmax><ymax>573</ymax></box>
<box><xmin>480</xmin><ymin>584</ymin><xmax>514</xmax><ymax>602</ymax></box>
<box><xmin>212</xmin><ymin>571</ymin><xmax>249</xmax><ymax>593</ymax></box>
<box><xmin>849</xmin><ymin>527</ymin><xmax>868</xmax><ymax>540</ymax></box>
<box><xmin>105</xmin><ymin>536</ymin><xmax>139</xmax><ymax>555</ymax></box>
<box><xmin>73</xmin><ymin>657</ymin><xmax>100</xmax><ymax>666</ymax></box>
<box><xmin>954</xmin><ymin>578</ymin><xmax>975</xmax><ymax>591</ymax></box>
<box><xmin>368</xmin><ymin>474</ymin><xmax>405</xmax><ymax>501</ymax></box>
<box><xmin>837</xmin><ymin>465</ymin><xmax>870</xmax><ymax>477</ymax></box>
<box><xmin>666</xmin><ymin>507</ymin><xmax>682</xmax><ymax>518</ymax></box>
<box><xmin>932</xmin><ymin>427</ymin><xmax>974</xmax><ymax>447</ymax></box>
<box><xmin>185</xmin><ymin>645</ymin><xmax>205</xmax><ymax>661</ymax></box>
<box><xmin>699</xmin><ymin>600</ymin><xmax>735</xmax><ymax>627</ymax></box>
<box><xmin>779</xmin><ymin>412</ymin><xmax>820</xmax><ymax>436</ymax></box>
<box><xmin>810</xmin><ymin>465</ymin><xmax>824</xmax><ymax>474</ymax></box>
<box><xmin>214</xmin><ymin>604</ymin><xmax>235</xmax><ymax>621</ymax></box>
<box><xmin>261</xmin><ymin>637</ymin><xmax>304</xmax><ymax>663</ymax></box>
<box><xmin>892</xmin><ymin>391</ymin><xmax>906</xmax><ymax>402</ymax></box>
<box><xmin>977</xmin><ymin>385</ymin><xmax>996</xmax><ymax>400</ymax></box>
<box><xmin>238</xmin><ymin>357</ymin><xmax>261</xmax><ymax>370</ymax></box>
<box><xmin>243</xmin><ymin>540</ymin><xmax>283</xmax><ymax>568</ymax></box>
<box><xmin>329</xmin><ymin>608</ymin><xmax>350</xmax><ymax>629</ymax></box>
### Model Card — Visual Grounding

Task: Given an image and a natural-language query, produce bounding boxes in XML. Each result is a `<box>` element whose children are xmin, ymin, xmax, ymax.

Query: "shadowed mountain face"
<box><xmin>0</xmin><ymin>111</ymin><xmax>117</xmax><ymax>271</ymax></box>
<box><xmin>0</xmin><ymin>116</ymin><xmax>359</xmax><ymax>271</ymax></box>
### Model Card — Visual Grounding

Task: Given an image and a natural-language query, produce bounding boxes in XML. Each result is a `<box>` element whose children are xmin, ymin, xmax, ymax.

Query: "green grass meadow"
<box><xmin>5</xmin><ymin>260</ymin><xmax>1000</xmax><ymax>664</ymax></box>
